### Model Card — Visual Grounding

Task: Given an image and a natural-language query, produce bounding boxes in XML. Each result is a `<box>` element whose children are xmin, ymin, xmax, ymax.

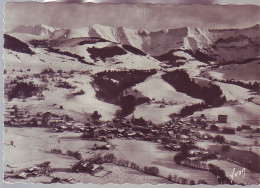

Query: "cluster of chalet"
<box><xmin>8</xmin><ymin>161</ymin><xmax>51</xmax><ymax>180</ymax></box>
<box><xmin>80</xmin><ymin>118</ymin><xmax>203</xmax><ymax>151</ymax></box>
<box><xmin>4</xmin><ymin>106</ymin><xmax>75</xmax><ymax>129</ymax></box>
<box><xmin>190</xmin><ymin>114</ymin><xmax>259</xmax><ymax>135</ymax></box>
<box><xmin>71</xmin><ymin>160</ymin><xmax>104</xmax><ymax>175</ymax></box>
<box><xmin>4</xmin><ymin>105</ymin><xmax>31</xmax><ymax>127</ymax></box>
<box><xmin>5</xmin><ymin>104</ymin><xmax>259</xmax><ymax>153</ymax></box>
<box><xmin>190</xmin><ymin>114</ymin><xmax>237</xmax><ymax>134</ymax></box>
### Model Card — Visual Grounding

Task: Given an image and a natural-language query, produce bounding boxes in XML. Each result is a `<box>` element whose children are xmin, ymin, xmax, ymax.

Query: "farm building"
<box><xmin>218</xmin><ymin>115</ymin><xmax>228</xmax><ymax>123</ymax></box>
<box><xmin>222</xmin><ymin>127</ymin><xmax>235</xmax><ymax>134</ymax></box>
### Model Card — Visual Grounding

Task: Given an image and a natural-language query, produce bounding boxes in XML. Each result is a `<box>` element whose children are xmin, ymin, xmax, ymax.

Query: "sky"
<box><xmin>4</xmin><ymin>1</ymin><xmax>260</xmax><ymax>31</ymax></box>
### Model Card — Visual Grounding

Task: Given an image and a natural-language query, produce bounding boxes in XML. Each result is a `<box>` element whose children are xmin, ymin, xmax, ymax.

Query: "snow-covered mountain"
<box><xmin>9</xmin><ymin>24</ymin><xmax>60</xmax><ymax>37</ymax></box>
<box><xmin>4</xmin><ymin>23</ymin><xmax>260</xmax><ymax>125</ymax></box>
<box><xmin>8</xmin><ymin>24</ymin><xmax>260</xmax><ymax>64</ymax></box>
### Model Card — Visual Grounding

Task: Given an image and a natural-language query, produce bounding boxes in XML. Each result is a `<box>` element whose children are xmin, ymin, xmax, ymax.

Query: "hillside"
<box><xmin>4</xmin><ymin>24</ymin><xmax>260</xmax><ymax>125</ymax></box>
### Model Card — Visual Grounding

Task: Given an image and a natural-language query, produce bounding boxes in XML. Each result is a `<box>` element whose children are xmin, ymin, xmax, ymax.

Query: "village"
<box><xmin>4</xmin><ymin>102</ymin><xmax>260</xmax><ymax>184</ymax></box>
<box><xmin>3</xmin><ymin>65</ymin><xmax>260</xmax><ymax>185</ymax></box>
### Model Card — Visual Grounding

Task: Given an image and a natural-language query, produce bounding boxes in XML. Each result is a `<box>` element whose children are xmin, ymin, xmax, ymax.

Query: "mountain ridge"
<box><xmin>7</xmin><ymin>23</ymin><xmax>260</xmax><ymax>64</ymax></box>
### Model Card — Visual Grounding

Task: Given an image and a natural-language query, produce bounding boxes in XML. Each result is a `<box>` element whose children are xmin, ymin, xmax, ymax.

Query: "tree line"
<box><xmin>162</xmin><ymin>70</ymin><xmax>226</xmax><ymax>116</ymax></box>
<box><xmin>8</xmin><ymin>81</ymin><xmax>40</xmax><ymax>101</ymax></box>
<box><xmin>212</xmin><ymin>78</ymin><xmax>259</xmax><ymax>92</ymax></box>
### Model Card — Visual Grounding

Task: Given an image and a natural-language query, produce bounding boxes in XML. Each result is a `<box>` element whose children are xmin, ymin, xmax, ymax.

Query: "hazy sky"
<box><xmin>4</xmin><ymin>2</ymin><xmax>260</xmax><ymax>31</ymax></box>
<box><xmin>5</xmin><ymin>0</ymin><xmax>260</xmax><ymax>5</ymax></box>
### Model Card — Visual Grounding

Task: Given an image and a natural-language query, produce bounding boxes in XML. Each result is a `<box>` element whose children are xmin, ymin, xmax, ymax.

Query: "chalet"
<box><xmin>144</xmin><ymin>133</ymin><xmax>153</xmax><ymax>141</ymax></box>
<box><xmin>107</xmin><ymin>128</ymin><xmax>119</xmax><ymax>134</ymax></box>
<box><xmin>95</xmin><ymin>144</ymin><xmax>112</xmax><ymax>150</ymax></box>
<box><xmin>222</xmin><ymin>127</ymin><xmax>235</xmax><ymax>134</ymax></box>
<box><xmin>118</xmin><ymin>128</ymin><xmax>125</xmax><ymax>134</ymax></box>
<box><xmin>210</xmin><ymin>124</ymin><xmax>220</xmax><ymax>131</ymax></box>
<box><xmin>107</xmin><ymin>134</ymin><xmax>114</xmax><ymax>139</ymax></box>
<box><xmin>132</xmin><ymin>126</ymin><xmax>150</xmax><ymax>134</ymax></box>
<box><xmin>36</xmin><ymin>161</ymin><xmax>51</xmax><ymax>174</ymax></box>
<box><xmin>11</xmin><ymin>121</ymin><xmax>20</xmax><ymax>127</ymax></box>
<box><xmin>172</xmin><ymin>145</ymin><xmax>181</xmax><ymax>151</ymax></box>
<box><xmin>180</xmin><ymin>135</ymin><xmax>190</xmax><ymax>143</ymax></box>
<box><xmin>136</xmin><ymin>131</ymin><xmax>144</xmax><ymax>137</ymax></box>
<box><xmin>165</xmin><ymin>143</ymin><xmax>176</xmax><ymax>150</ymax></box>
<box><xmin>218</xmin><ymin>115</ymin><xmax>228</xmax><ymax>123</ymax></box>
<box><xmin>51</xmin><ymin>149</ymin><xmax>62</xmax><ymax>154</ymax></box>
<box><xmin>190</xmin><ymin>135</ymin><xmax>198</xmax><ymax>142</ymax></box>
<box><xmin>160</xmin><ymin>104</ymin><xmax>165</xmax><ymax>108</ymax></box>
<box><xmin>54</xmin><ymin>124</ymin><xmax>67</xmax><ymax>130</ymax></box>
<box><xmin>48</xmin><ymin>117</ymin><xmax>64</xmax><ymax>126</ymax></box>
<box><xmin>72</xmin><ymin>161</ymin><xmax>93</xmax><ymax>173</ymax></box>
<box><xmin>74</xmin><ymin>122</ymin><xmax>86</xmax><ymax>127</ymax></box>
<box><xmin>151</xmin><ymin>129</ymin><xmax>159</xmax><ymax>135</ymax></box>
<box><xmin>167</xmin><ymin>131</ymin><xmax>175</xmax><ymax>137</ymax></box>
<box><xmin>180</xmin><ymin>128</ymin><xmax>190</xmax><ymax>135</ymax></box>
<box><xmin>241</xmin><ymin>125</ymin><xmax>252</xmax><ymax>130</ymax></box>
<box><xmin>98</xmin><ymin>129</ymin><xmax>107</xmax><ymax>136</ymax></box>
<box><xmin>188</xmin><ymin>150</ymin><xmax>204</xmax><ymax>157</ymax></box>
<box><xmin>53</xmin><ymin>127</ymin><xmax>64</xmax><ymax>133</ymax></box>
<box><xmin>127</xmin><ymin>132</ymin><xmax>137</xmax><ymax>138</ymax></box>
<box><xmin>65</xmin><ymin>122</ymin><xmax>74</xmax><ymax>131</ymax></box>
<box><xmin>74</xmin><ymin>126</ymin><xmax>85</xmax><ymax>133</ymax></box>
<box><xmin>98</xmin><ymin>136</ymin><xmax>107</xmax><ymax>142</ymax></box>
<box><xmin>201</xmin><ymin>135</ymin><xmax>209</xmax><ymax>140</ymax></box>
<box><xmin>81</xmin><ymin>132</ymin><xmax>95</xmax><ymax>139</ymax></box>
<box><xmin>201</xmin><ymin>153</ymin><xmax>218</xmax><ymax>160</ymax></box>
<box><xmin>91</xmin><ymin>164</ymin><xmax>104</xmax><ymax>174</ymax></box>
<box><xmin>244</xmin><ymin>120</ymin><xmax>260</xmax><ymax>126</ymax></box>
<box><xmin>19</xmin><ymin>121</ymin><xmax>29</xmax><ymax>127</ymax></box>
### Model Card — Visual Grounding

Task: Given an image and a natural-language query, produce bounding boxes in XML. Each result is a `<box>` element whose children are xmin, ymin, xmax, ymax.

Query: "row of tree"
<box><xmin>181</xmin><ymin>158</ymin><xmax>208</xmax><ymax>170</ymax></box>
<box><xmin>47</xmin><ymin>47</ymin><xmax>94</xmax><ymax>65</ymax></box>
<box><xmin>8</xmin><ymin>82</ymin><xmax>40</xmax><ymax>101</ymax></box>
<box><xmin>89</xmin><ymin>153</ymin><xmax>159</xmax><ymax>176</ymax></box>
<box><xmin>87</xmin><ymin>46</ymin><xmax>127</xmax><ymax>61</ymax></box>
<box><xmin>93</xmin><ymin>70</ymin><xmax>156</xmax><ymax>116</ymax></box>
<box><xmin>162</xmin><ymin>70</ymin><xmax>227</xmax><ymax>116</ymax></box>
<box><xmin>212</xmin><ymin>78</ymin><xmax>259</xmax><ymax>92</ymax></box>
<box><xmin>173</xmin><ymin>143</ymin><xmax>233</xmax><ymax>185</ymax></box>
<box><xmin>93</xmin><ymin>70</ymin><xmax>156</xmax><ymax>99</ymax></box>
<box><xmin>178</xmin><ymin>103</ymin><xmax>207</xmax><ymax>117</ymax></box>
<box><xmin>83</xmin><ymin>151</ymin><xmax>211</xmax><ymax>185</ymax></box>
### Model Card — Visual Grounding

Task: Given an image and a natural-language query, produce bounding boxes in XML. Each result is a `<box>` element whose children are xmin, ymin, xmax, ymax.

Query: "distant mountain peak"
<box><xmin>7</xmin><ymin>23</ymin><xmax>260</xmax><ymax>64</ymax></box>
<box><xmin>9</xmin><ymin>24</ymin><xmax>59</xmax><ymax>37</ymax></box>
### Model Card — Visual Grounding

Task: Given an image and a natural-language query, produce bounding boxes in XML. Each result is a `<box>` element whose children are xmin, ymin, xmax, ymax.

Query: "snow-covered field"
<box><xmin>206</xmin><ymin>160</ymin><xmax>260</xmax><ymax>185</ymax></box>
<box><xmin>133</xmin><ymin>73</ymin><xmax>202</xmax><ymax>104</ymax></box>
<box><xmin>207</xmin><ymin>61</ymin><xmax>260</xmax><ymax>81</ymax></box>
<box><xmin>128</xmin><ymin>103</ymin><xmax>183</xmax><ymax>124</ymax></box>
<box><xmin>129</xmin><ymin>73</ymin><xmax>203</xmax><ymax>123</ymax></box>
<box><xmin>62</xmin><ymin>74</ymin><xmax>120</xmax><ymax>121</ymax></box>
<box><xmin>110</xmin><ymin>139</ymin><xmax>218</xmax><ymax>184</ymax></box>
<box><xmin>214</xmin><ymin>81</ymin><xmax>253</xmax><ymax>102</ymax></box>
<box><xmin>192</xmin><ymin>103</ymin><xmax>260</xmax><ymax>128</ymax></box>
<box><xmin>4</xmin><ymin>127</ymin><xmax>173</xmax><ymax>184</ymax></box>
<box><xmin>4</xmin><ymin>127</ymin><xmax>218</xmax><ymax>184</ymax></box>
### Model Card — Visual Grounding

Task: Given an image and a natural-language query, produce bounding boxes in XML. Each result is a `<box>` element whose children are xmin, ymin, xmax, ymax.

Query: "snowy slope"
<box><xmin>132</xmin><ymin>73</ymin><xmax>202</xmax><ymax>104</ymax></box>
<box><xmin>192</xmin><ymin>103</ymin><xmax>260</xmax><ymax>128</ymax></box>
<box><xmin>4</xmin><ymin>24</ymin><xmax>260</xmax><ymax>124</ymax></box>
